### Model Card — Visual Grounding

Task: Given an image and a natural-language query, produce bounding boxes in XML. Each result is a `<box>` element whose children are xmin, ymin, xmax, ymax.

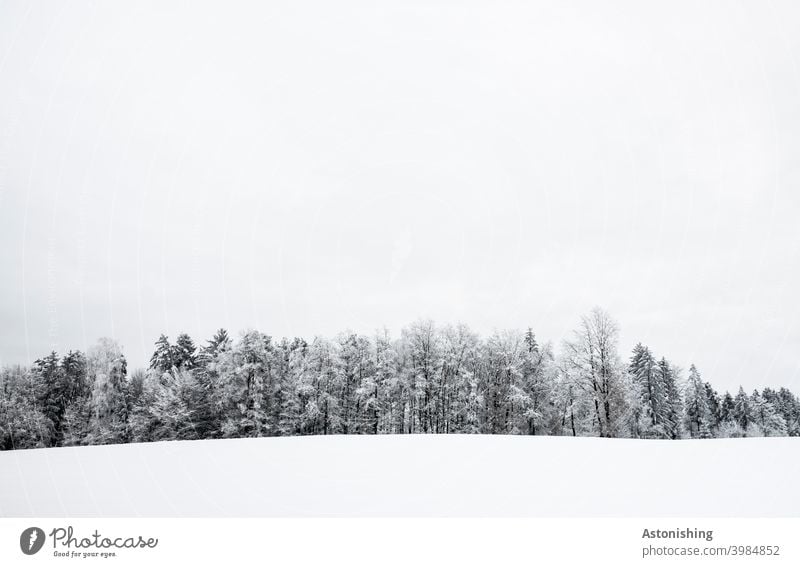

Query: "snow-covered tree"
<box><xmin>400</xmin><ymin>320</ymin><xmax>441</xmax><ymax>433</ymax></box>
<box><xmin>173</xmin><ymin>333</ymin><xmax>198</xmax><ymax>370</ymax></box>
<box><xmin>657</xmin><ymin>358</ymin><xmax>683</xmax><ymax>439</ymax></box>
<box><xmin>336</xmin><ymin>333</ymin><xmax>374</xmax><ymax>434</ymax></box>
<box><xmin>149</xmin><ymin>335</ymin><xmax>174</xmax><ymax>373</ymax></box>
<box><xmin>750</xmin><ymin>389</ymin><xmax>786</xmax><ymax>437</ymax></box>
<box><xmin>683</xmin><ymin>365</ymin><xmax>711</xmax><ymax>439</ymax></box>
<box><xmin>560</xmin><ymin>308</ymin><xmax>627</xmax><ymax>438</ymax></box>
<box><xmin>212</xmin><ymin>330</ymin><xmax>276</xmax><ymax>437</ymax></box>
<box><xmin>86</xmin><ymin>338</ymin><xmax>130</xmax><ymax>445</ymax></box>
<box><xmin>775</xmin><ymin>387</ymin><xmax>800</xmax><ymax>436</ymax></box>
<box><xmin>300</xmin><ymin>336</ymin><xmax>340</xmax><ymax>435</ymax></box>
<box><xmin>733</xmin><ymin>386</ymin><xmax>752</xmax><ymax>435</ymax></box>
<box><xmin>520</xmin><ymin>330</ymin><xmax>555</xmax><ymax>435</ymax></box>
<box><xmin>629</xmin><ymin>344</ymin><xmax>663</xmax><ymax>437</ymax></box>
<box><xmin>0</xmin><ymin>366</ymin><xmax>53</xmax><ymax>449</ymax></box>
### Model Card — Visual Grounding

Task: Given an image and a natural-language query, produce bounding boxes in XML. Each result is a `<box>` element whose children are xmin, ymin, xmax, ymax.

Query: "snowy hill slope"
<box><xmin>1</xmin><ymin>435</ymin><xmax>798</xmax><ymax>517</ymax></box>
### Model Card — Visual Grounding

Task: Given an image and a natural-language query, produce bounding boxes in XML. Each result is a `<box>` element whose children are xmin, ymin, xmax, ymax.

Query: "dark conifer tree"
<box><xmin>720</xmin><ymin>391</ymin><xmax>735</xmax><ymax>424</ymax></box>
<box><xmin>149</xmin><ymin>335</ymin><xmax>174</xmax><ymax>373</ymax></box>
<box><xmin>704</xmin><ymin>382</ymin><xmax>721</xmax><ymax>435</ymax></box>
<box><xmin>658</xmin><ymin>358</ymin><xmax>683</xmax><ymax>439</ymax></box>
<box><xmin>733</xmin><ymin>386</ymin><xmax>752</xmax><ymax>434</ymax></box>
<box><xmin>173</xmin><ymin>333</ymin><xmax>198</xmax><ymax>370</ymax></box>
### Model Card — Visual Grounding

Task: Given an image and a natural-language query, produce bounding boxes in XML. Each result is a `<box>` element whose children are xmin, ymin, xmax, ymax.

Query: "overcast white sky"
<box><xmin>1</xmin><ymin>1</ymin><xmax>799</xmax><ymax>392</ymax></box>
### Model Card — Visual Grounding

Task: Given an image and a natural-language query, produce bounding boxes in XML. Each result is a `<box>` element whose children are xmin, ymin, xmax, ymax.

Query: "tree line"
<box><xmin>2</xmin><ymin>308</ymin><xmax>798</xmax><ymax>450</ymax></box>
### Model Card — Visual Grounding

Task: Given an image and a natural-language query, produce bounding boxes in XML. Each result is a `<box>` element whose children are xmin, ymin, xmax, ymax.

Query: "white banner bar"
<box><xmin>1</xmin><ymin>518</ymin><xmax>797</xmax><ymax>567</ymax></box>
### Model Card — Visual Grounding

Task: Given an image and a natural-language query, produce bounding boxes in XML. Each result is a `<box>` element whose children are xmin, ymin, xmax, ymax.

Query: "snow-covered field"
<box><xmin>1</xmin><ymin>436</ymin><xmax>798</xmax><ymax>517</ymax></box>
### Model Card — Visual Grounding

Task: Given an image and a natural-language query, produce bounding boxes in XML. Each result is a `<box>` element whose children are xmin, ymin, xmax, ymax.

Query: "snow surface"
<box><xmin>1</xmin><ymin>436</ymin><xmax>798</xmax><ymax>517</ymax></box>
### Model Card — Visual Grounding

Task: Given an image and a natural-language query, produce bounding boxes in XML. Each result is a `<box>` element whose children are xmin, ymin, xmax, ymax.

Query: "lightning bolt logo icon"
<box><xmin>20</xmin><ymin>527</ymin><xmax>45</xmax><ymax>555</ymax></box>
